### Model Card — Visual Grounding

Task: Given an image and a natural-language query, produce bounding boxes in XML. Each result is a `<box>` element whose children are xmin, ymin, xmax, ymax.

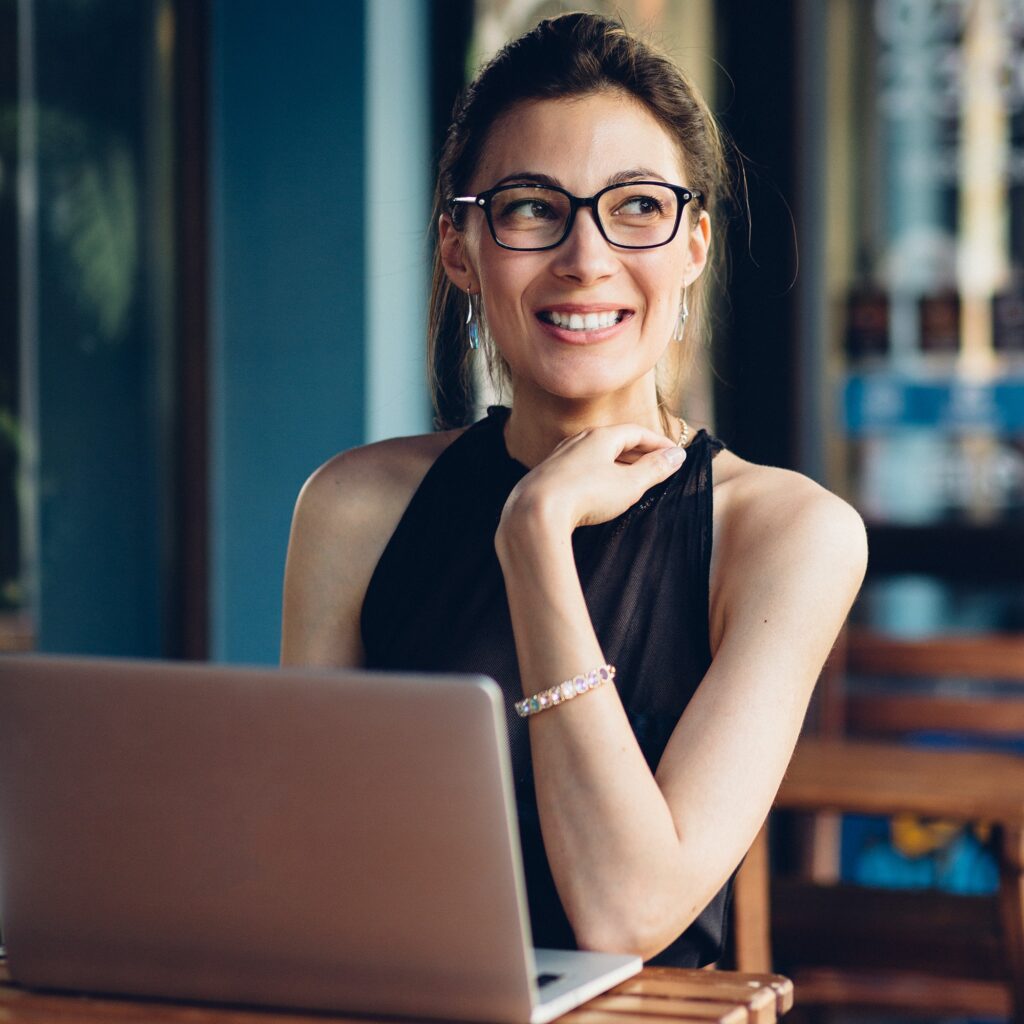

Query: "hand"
<box><xmin>500</xmin><ymin>424</ymin><xmax>685</xmax><ymax>537</ymax></box>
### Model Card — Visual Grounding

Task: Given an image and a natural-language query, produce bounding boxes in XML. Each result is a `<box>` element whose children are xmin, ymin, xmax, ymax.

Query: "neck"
<box><xmin>502</xmin><ymin>384</ymin><xmax>675</xmax><ymax>469</ymax></box>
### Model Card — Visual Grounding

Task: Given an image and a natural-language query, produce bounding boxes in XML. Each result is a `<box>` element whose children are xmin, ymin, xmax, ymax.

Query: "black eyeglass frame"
<box><xmin>449</xmin><ymin>180</ymin><xmax>703</xmax><ymax>252</ymax></box>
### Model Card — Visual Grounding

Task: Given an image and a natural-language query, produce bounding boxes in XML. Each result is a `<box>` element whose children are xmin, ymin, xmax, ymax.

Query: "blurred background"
<box><xmin>2</xmin><ymin>0</ymin><xmax>1024</xmax><ymax>1013</ymax></box>
<box><xmin>5</xmin><ymin>0</ymin><xmax>1024</xmax><ymax>667</ymax></box>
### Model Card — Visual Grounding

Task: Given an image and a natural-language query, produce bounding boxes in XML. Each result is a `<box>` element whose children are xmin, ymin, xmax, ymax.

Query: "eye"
<box><xmin>502</xmin><ymin>199</ymin><xmax>557</xmax><ymax>220</ymax></box>
<box><xmin>614</xmin><ymin>193</ymin><xmax>665</xmax><ymax>217</ymax></box>
<box><xmin>490</xmin><ymin>186</ymin><xmax>568</xmax><ymax>228</ymax></box>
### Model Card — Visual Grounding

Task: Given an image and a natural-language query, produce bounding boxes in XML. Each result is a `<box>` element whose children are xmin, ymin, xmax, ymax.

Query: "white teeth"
<box><xmin>544</xmin><ymin>310</ymin><xmax>622</xmax><ymax>330</ymax></box>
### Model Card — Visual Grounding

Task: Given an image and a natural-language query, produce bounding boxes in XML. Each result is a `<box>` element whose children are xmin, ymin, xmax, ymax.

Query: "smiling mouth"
<box><xmin>537</xmin><ymin>309</ymin><xmax>628</xmax><ymax>331</ymax></box>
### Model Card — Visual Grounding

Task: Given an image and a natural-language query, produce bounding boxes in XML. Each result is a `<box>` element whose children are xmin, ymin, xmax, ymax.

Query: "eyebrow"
<box><xmin>490</xmin><ymin>167</ymin><xmax>669</xmax><ymax>189</ymax></box>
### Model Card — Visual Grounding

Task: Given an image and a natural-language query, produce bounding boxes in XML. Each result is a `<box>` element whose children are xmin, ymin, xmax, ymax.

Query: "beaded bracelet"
<box><xmin>515</xmin><ymin>664</ymin><xmax>616</xmax><ymax>718</ymax></box>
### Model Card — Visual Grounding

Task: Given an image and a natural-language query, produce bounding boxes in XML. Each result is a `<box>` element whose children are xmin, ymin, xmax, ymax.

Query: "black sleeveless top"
<box><xmin>361</xmin><ymin>406</ymin><xmax>729</xmax><ymax>966</ymax></box>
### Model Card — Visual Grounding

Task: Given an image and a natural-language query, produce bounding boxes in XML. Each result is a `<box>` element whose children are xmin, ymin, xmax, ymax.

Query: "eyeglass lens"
<box><xmin>489</xmin><ymin>183</ymin><xmax>682</xmax><ymax>249</ymax></box>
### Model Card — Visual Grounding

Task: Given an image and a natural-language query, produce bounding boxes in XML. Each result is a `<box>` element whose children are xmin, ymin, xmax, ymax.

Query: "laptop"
<box><xmin>0</xmin><ymin>655</ymin><xmax>640</xmax><ymax>1022</ymax></box>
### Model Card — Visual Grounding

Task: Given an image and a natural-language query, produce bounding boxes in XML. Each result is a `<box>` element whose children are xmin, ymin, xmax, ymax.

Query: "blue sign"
<box><xmin>844</xmin><ymin>374</ymin><xmax>1024</xmax><ymax>434</ymax></box>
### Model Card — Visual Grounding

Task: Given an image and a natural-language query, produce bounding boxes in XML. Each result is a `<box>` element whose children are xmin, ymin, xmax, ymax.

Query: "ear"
<box><xmin>439</xmin><ymin>213</ymin><xmax>479</xmax><ymax>292</ymax></box>
<box><xmin>682</xmin><ymin>210</ymin><xmax>711</xmax><ymax>287</ymax></box>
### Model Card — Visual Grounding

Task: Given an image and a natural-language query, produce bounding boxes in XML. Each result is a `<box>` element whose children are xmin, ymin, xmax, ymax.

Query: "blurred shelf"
<box><xmin>865</xmin><ymin>523</ymin><xmax>1024</xmax><ymax>582</ymax></box>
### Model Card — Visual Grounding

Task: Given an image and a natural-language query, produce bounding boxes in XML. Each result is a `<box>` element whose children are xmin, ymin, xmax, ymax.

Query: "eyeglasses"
<box><xmin>449</xmin><ymin>180</ymin><xmax>702</xmax><ymax>252</ymax></box>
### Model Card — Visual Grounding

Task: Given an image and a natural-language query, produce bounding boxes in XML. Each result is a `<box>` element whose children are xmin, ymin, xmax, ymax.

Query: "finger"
<box><xmin>590</xmin><ymin>423</ymin><xmax>678</xmax><ymax>459</ymax></box>
<box><xmin>552</xmin><ymin>431</ymin><xmax>585</xmax><ymax>453</ymax></box>
<box><xmin>628</xmin><ymin>443</ymin><xmax>686</xmax><ymax>482</ymax></box>
<box><xmin>615</xmin><ymin>442</ymin><xmax>677</xmax><ymax>465</ymax></box>
<box><xmin>615</xmin><ymin>449</ymin><xmax>646</xmax><ymax>465</ymax></box>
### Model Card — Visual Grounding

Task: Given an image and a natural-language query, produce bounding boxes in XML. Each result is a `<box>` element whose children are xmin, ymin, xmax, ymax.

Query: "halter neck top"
<box><xmin>361</xmin><ymin>406</ymin><xmax>729</xmax><ymax>966</ymax></box>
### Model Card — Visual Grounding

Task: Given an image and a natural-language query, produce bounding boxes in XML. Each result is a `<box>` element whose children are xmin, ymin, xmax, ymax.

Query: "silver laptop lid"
<box><xmin>0</xmin><ymin>656</ymin><xmax>539</xmax><ymax>1022</ymax></box>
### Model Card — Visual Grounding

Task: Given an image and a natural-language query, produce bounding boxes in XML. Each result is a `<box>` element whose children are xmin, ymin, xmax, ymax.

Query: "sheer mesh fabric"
<box><xmin>361</xmin><ymin>406</ymin><xmax>729</xmax><ymax>966</ymax></box>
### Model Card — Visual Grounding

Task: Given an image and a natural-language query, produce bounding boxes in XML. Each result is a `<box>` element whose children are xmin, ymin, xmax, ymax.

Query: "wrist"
<box><xmin>495</xmin><ymin>483</ymin><xmax>572</xmax><ymax>567</ymax></box>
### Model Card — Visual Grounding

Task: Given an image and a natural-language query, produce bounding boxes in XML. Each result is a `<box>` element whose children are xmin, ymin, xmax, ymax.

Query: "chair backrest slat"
<box><xmin>847</xmin><ymin>693</ymin><xmax>1024</xmax><ymax>738</ymax></box>
<box><xmin>848</xmin><ymin>628</ymin><xmax>1024</xmax><ymax>683</ymax></box>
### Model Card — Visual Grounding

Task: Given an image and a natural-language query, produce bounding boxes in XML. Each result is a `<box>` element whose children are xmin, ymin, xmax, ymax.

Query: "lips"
<box><xmin>536</xmin><ymin>307</ymin><xmax>633</xmax><ymax>333</ymax></box>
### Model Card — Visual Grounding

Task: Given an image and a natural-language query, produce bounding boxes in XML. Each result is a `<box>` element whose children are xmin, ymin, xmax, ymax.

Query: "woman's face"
<box><xmin>440</xmin><ymin>90</ymin><xmax>710</xmax><ymax>407</ymax></box>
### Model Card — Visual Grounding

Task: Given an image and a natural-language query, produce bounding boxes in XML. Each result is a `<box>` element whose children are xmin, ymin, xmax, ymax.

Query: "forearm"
<box><xmin>496</xmin><ymin>497</ymin><xmax>692</xmax><ymax>958</ymax></box>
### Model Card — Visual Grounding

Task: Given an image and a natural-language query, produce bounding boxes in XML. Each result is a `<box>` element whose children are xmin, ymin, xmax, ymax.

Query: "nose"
<box><xmin>548</xmin><ymin>204</ymin><xmax>618</xmax><ymax>285</ymax></box>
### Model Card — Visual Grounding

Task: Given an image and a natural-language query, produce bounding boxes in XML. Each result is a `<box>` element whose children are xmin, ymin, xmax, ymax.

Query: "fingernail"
<box><xmin>664</xmin><ymin>445</ymin><xmax>686</xmax><ymax>467</ymax></box>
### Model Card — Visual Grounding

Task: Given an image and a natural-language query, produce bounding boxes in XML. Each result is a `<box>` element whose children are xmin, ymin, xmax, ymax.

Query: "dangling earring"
<box><xmin>466</xmin><ymin>292</ymin><xmax>480</xmax><ymax>351</ymax></box>
<box><xmin>673</xmin><ymin>291</ymin><xmax>689</xmax><ymax>343</ymax></box>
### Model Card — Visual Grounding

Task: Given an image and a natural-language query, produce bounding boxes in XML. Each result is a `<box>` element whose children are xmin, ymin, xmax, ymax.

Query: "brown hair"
<box><xmin>428</xmin><ymin>11</ymin><xmax>730</xmax><ymax>428</ymax></box>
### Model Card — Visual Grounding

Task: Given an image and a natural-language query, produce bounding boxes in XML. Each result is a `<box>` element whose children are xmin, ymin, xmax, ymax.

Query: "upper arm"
<box><xmin>280</xmin><ymin>433</ymin><xmax>457</xmax><ymax>668</ymax></box>
<box><xmin>707</xmin><ymin>470</ymin><xmax>868</xmax><ymax>692</ymax></box>
<box><xmin>280</xmin><ymin>452</ymin><xmax>377</xmax><ymax>667</ymax></box>
<box><xmin>654</xmin><ymin>470</ymin><xmax>867</xmax><ymax>900</ymax></box>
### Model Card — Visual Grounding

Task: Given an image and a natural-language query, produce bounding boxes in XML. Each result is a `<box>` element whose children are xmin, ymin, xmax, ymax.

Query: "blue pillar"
<box><xmin>365</xmin><ymin>0</ymin><xmax>433</xmax><ymax>442</ymax></box>
<box><xmin>210</xmin><ymin>1</ymin><xmax>367</xmax><ymax>663</ymax></box>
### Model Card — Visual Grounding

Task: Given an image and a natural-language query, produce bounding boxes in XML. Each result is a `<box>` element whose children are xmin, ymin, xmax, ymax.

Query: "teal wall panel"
<box><xmin>210</xmin><ymin>1</ymin><xmax>366</xmax><ymax>663</ymax></box>
<box><xmin>33</xmin><ymin>1</ymin><xmax>167</xmax><ymax>655</ymax></box>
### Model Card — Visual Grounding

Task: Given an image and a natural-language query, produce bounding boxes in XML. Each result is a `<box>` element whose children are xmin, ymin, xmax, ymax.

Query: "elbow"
<box><xmin>565</xmin><ymin>857</ymin><xmax>712</xmax><ymax>961</ymax></box>
<box><xmin>572</xmin><ymin>904</ymin><xmax>698</xmax><ymax>963</ymax></box>
<box><xmin>575</xmin><ymin>925</ymin><xmax>684</xmax><ymax>964</ymax></box>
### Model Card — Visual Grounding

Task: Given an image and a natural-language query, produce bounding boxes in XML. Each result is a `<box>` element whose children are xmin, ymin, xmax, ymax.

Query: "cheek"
<box><xmin>641</xmin><ymin>262</ymin><xmax>685</xmax><ymax>319</ymax></box>
<box><xmin>478</xmin><ymin>256</ymin><xmax>541</xmax><ymax>317</ymax></box>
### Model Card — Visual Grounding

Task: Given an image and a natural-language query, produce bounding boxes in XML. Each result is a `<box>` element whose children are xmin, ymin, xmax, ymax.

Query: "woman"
<box><xmin>281</xmin><ymin>13</ymin><xmax>866</xmax><ymax>967</ymax></box>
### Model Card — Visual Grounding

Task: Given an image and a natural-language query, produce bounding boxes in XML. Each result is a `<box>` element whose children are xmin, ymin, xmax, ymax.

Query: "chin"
<box><xmin>505</xmin><ymin>350</ymin><xmax>656</xmax><ymax>405</ymax></box>
<box><xmin>534</xmin><ymin>375</ymin><xmax>645</xmax><ymax>404</ymax></box>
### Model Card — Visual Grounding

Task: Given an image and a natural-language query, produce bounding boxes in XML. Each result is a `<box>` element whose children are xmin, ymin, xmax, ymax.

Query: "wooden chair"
<box><xmin>732</xmin><ymin>627</ymin><xmax>1024</xmax><ymax>1021</ymax></box>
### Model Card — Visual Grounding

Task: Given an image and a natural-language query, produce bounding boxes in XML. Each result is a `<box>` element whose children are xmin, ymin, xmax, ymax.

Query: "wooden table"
<box><xmin>0</xmin><ymin>959</ymin><xmax>793</xmax><ymax>1024</ymax></box>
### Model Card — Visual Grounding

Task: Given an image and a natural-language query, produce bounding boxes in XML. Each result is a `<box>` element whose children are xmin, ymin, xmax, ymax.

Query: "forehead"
<box><xmin>472</xmin><ymin>90</ymin><xmax>687</xmax><ymax>191</ymax></box>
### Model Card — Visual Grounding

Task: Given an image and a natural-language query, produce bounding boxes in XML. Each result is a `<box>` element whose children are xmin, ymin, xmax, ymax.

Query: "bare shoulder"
<box><xmin>707</xmin><ymin>448</ymin><xmax>868</xmax><ymax>650</ymax></box>
<box><xmin>711</xmin><ymin>448</ymin><xmax>867</xmax><ymax>545</ymax></box>
<box><xmin>281</xmin><ymin>428</ymin><xmax>463</xmax><ymax>666</ymax></box>
<box><xmin>296</xmin><ymin>429</ymin><xmax>461</xmax><ymax>533</ymax></box>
